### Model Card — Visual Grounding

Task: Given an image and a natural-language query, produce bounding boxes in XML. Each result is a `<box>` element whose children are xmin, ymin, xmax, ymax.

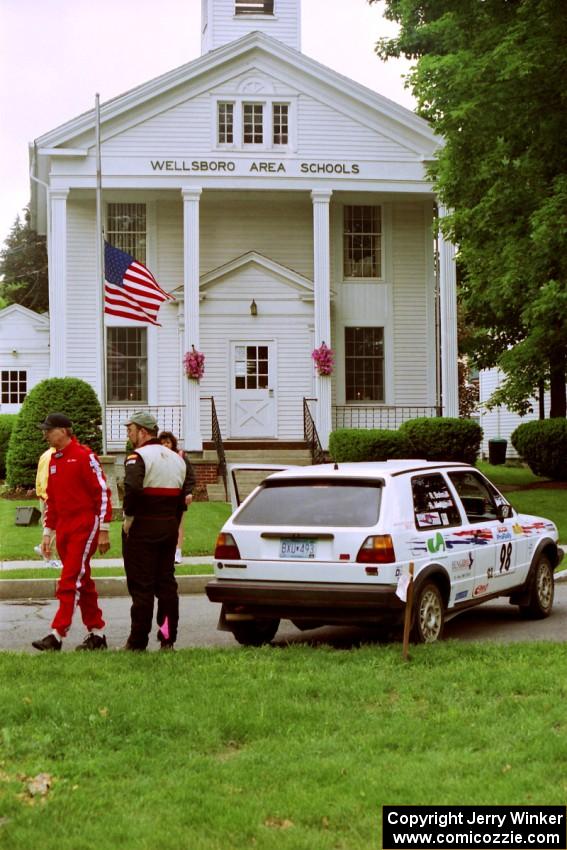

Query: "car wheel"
<box><xmin>519</xmin><ymin>555</ymin><xmax>554</xmax><ymax>619</ymax></box>
<box><xmin>230</xmin><ymin>618</ymin><xmax>280</xmax><ymax>646</ymax></box>
<box><xmin>412</xmin><ymin>582</ymin><xmax>444</xmax><ymax>643</ymax></box>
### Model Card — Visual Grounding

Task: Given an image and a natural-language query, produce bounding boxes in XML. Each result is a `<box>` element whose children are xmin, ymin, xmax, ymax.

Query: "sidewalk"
<box><xmin>0</xmin><ymin>556</ymin><xmax>215</xmax><ymax>600</ymax></box>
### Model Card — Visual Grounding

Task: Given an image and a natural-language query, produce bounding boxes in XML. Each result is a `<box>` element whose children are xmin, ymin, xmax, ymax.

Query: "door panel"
<box><xmin>230</xmin><ymin>342</ymin><xmax>276</xmax><ymax>438</ymax></box>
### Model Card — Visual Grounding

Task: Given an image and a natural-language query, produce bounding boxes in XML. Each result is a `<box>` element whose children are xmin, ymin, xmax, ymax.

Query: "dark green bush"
<box><xmin>0</xmin><ymin>413</ymin><xmax>17</xmax><ymax>478</ymax></box>
<box><xmin>511</xmin><ymin>419</ymin><xmax>567</xmax><ymax>480</ymax></box>
<box><xmin>399</xmin><ymin>417</ymin><xmax>483</xmax><ymax>465</ymax></box>
<box><xmin>329</xmin><ymin>429</ymin><xmax>407</xmax><ymax>462</ymax></box>
<box><xmin>6</xmin><ymin>378</ymin><xmax>103</xmax><ymax>488</ymax></box>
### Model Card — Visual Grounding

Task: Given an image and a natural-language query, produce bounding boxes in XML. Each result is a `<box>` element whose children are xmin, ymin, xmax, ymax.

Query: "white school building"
<box><xmin>29</xmin><ymin>0</ymin><xmax>457</xmax><ymax>466</ymax></box>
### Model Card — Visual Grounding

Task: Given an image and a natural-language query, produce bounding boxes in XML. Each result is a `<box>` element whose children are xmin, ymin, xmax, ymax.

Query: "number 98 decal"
<box><xmin>499</xmin><ymin>542</ymin><xmax>512</xmax><ymax>572</ymax></box>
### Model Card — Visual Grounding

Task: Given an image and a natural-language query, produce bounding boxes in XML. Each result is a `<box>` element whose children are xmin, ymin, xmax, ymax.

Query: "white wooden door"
<box><xmin>230</xmin><ymin>342</ymin><xmax>276</xmax><ymax>438</ymax></box>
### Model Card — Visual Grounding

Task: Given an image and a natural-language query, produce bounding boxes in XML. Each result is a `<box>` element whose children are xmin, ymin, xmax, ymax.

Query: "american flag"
<box><xmin>104</xmin><ymin>242</ymin><xmax>174</xmax><ymax>326</ymax></box>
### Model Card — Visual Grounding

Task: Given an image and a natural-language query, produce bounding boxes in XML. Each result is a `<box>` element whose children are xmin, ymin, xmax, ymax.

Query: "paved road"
<box><xmin>2</xmin><ymin>584</ymin><xmax>567</xmax><ymax>653</ymax></box>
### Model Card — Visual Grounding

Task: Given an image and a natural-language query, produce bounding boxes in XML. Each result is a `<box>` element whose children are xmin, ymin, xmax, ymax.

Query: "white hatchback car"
<box><xmin>205</xmin><ymin>460</ymin><xmax>563</xmax><ymax>645</ymax></box>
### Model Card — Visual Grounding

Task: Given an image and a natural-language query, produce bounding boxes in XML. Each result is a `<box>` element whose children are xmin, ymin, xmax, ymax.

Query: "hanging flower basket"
<box><xmin>312</xmin><ymin>342</ymin><xmax>334</xmax><ymax>376</ymax></box>
<box><xmin>184</xmin><ymin>346</ymin><xmax>205</xmax><ymax>381</ymax></box>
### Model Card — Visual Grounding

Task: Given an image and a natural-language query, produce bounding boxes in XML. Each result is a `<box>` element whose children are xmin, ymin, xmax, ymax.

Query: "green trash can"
<box><xmin>488</xmin><ymin>438</ymin><xmax>507</xmax><ymax>465</ymax></box>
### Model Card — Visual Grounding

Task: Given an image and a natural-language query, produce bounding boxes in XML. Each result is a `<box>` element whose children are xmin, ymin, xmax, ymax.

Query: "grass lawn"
<box><xmin>0</xmin><ymin>499</ymin><xmax>231</xmax><ymax>562</ymax></box>
<box><xmin>0</xmin><ymin>642</ymin><xmax>566</xmax><ymax>850</ymax></box>
<box><xmin>0</xmin><ymin>564</ymin><xmax>214</xmax><ymax>580</ymax></box>
<box><xmin>476</xmin><ymin>461</ymin><xmax>547</xmax><ymax>487</ymax></box>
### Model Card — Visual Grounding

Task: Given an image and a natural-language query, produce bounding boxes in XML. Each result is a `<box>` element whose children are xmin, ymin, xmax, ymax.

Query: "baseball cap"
<box><xmin>37</xmin><ymin>412</ymin><xmax>73</xmax><ymax>430</ymax></box>
<box><xmin>123</xmin><ymin>411</ymin><xmax>159</xmax><ymax>430</ymax></box>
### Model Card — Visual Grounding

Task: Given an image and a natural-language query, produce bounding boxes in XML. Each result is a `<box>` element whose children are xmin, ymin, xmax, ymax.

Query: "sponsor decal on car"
<box><xmin>445</xmin><ymin>528</ymin><xmax>493</xmax><ymax>548</ymax></box>
<box><xmin>417</xmin><ymin>512</ymin><xmax>441</xmax><ymax>527</ymax></box>
<box><xmin>473</xmin><ymin>583</ymin><xmax>489</xmax><ymax>597</ymax></box>
<box><xmin>495</xmin><ymin>526</ymin><xmax>512</xmax><ymax>541</ymax></box>
<box><xmin>455</xmin><ymin>590</ymin><xmax>469</xmax><ymax>601</ymax></box>
<box><xmin>451</xmin><ymin>552</ymin><xmax>474</xmax><ymax>578</ymax></box>
<box><xmin>427</xmin><ymin>532</ymin><xmax>446</xmax><ymax>554</ymax></box>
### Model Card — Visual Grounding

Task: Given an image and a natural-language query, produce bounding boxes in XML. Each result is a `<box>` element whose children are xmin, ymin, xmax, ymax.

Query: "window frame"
<box><xmin>0</xmin><ymin>369</ymin><xmax>27</xmax><ymax>405</ymax></box>
<box><xmin>106</xmin><ymin>202</ymin><xmax>147</xmax><ymax>264</ymax></box>
<box><xmin>217</xmin><ymin>101</ymin><xmax>235</xmax><ymax>145</ymax></box>
<box><xmin>272</xmin><ymin>102</ymin><xmax>289</xmax><ymax>146</ymax></box>
<box><xmin>243</xmin><ymin>102</ymin><xmax>265</xmax><ymax>146</ymax></box>
<box><xmin>106</xmin><ymin>326</ymin><xmax>149</xmax><ymax>405</ymax></box>
<box><xmin>213</xmin><ymin>96</ymin><xmax>294</xmax><ymax>152</ymax></box>
<box><xmin>344</xmin><ymin>326</ymin><xmax>385</xmax><ymax>404</ymax></box>
<box><xmin>411</xmin><ymin>472</ymin><xmax>462</xmax><ymax>531</ymax></box>
<box><xmin>234</xmin><ymin>0</ymin><xmax>275</xmax><ymax>16</ymax></box>
<box><xmin>448</xmin><ymin>470</ymin><xmax>508</xmax><ymax>524</ymax></box>
<box><xmin>343</xmin><ymin>204</ymin><xmax>383</xmax><ymax>281</ymax></box>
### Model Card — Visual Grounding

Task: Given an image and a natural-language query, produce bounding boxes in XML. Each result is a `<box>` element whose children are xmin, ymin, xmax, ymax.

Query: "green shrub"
<box><xmin>329</xmin><ymin>429</ymin><xmax>407</xmax><ymax>462</ymax></box>
<box><xmin>0</xmin><ymin>413</ymin><xmax>17</xmax><ymax>478</ymax></box>
<box><xmin>399</xmin><ymin>417</ymin><xmax>483</xmax><ymax>465</ymax></box>
<box><xmin>6</xmin><ymin>378</ymin><xmax>103</xmax><ymax>489</ymax></box>
<box><xmin>511</xmin><ymin>419</ymin><xmax>567</xmax><ymax>480</ymax></box>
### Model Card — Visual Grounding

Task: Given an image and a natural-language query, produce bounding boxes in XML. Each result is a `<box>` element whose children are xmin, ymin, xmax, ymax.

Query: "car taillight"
<box><xmin>214</xmin><ymin>532</ymin><xmax>241</xmax><ymax>560</ymax></box>
<box><xmin>356</xmin><ymin>535</ymin><xmax>396</xmax><ymax>564</ymax></box>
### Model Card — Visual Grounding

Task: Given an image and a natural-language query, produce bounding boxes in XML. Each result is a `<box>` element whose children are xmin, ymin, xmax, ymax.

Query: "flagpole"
<box><xmin>95</xmin><ymin>92</ymin><xmax>108</xmax><ymax>455</ymax></box>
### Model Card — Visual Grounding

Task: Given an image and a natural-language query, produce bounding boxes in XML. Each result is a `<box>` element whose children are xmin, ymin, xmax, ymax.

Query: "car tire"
<box><xmin>519</xmin><ymin>554</ymin><xmax>554</xmax><ymax>620</ymax></box>
<box><xmin>412</xmin><ymin>582</ymin><xmax>445</xmax><ymax>643</ymax></box>
<box><xmin>230</xmin><ymin>618</ymin><xmax>280</xmax><ymax>647</ymax></box>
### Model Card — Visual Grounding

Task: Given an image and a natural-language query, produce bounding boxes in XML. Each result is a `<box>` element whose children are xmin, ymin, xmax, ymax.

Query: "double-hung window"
<box><xmin>243</xmin><ymin>103</ymin><xmax>264</xmax><ymax>144</ymax></box>
<box><xmin>343</xmin><ymin>205</ymin><xmax>382</xmax><ymax>279</ymax></box>
<box><xmin>106</xmin><ymin>203</ymin><xmax>149</xmax><ymax>404</ymax></box>
<box><xmin>218</xmin><ymin>102</ymin><xmax>234</xmax><ymax>144</ymax></box>
<box><xmin>272</xmin><ymin>103</ymin><xmax>288</xmax><ymax>145</ymax></box>
<box><xmin>345</xmin><ymin>327</ymin><xmax>385</xmax><ymax>403</ymax></box>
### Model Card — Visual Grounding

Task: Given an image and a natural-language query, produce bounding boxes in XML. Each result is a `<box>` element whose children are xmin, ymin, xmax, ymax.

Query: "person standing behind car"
<box><xmin>32</xmin><ymin>412</ymin><xmax>112</xmax><ymax>652</ymax></box>
<box><xmin>122</xmin><ymin>412</ymin><xmax>191</xmax><ymax>651</ymax></box>
<box><xmin>158</xmin><ymin>430</ymin><xmax>196</xmax><ymax>564</ymax></box>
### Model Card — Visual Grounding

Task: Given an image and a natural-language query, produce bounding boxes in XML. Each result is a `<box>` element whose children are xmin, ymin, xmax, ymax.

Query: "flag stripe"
<box><xmin>103</xmin><ymin>241</ymin><xmax>174</xmax><ymax>326</ymax></box>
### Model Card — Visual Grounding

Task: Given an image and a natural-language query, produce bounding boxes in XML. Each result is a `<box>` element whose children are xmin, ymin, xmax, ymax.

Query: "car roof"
<box><xmin>263</xmin><ymin>460</ymin><xmax>472</xmax><ymax>483</ymax></box>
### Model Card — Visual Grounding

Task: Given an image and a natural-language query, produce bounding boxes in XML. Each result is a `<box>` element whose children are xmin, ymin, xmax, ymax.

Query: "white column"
<box><xmin>48</xmin><ymin>189</ymin><xmax>69</xmax><ymax>376</ymax></box>
<box><xmin>182</xmin><ymin>187</ymin><xmax>203</xmax><ymax>450</ymax></box>
<box><xmin>438</xmin><ymin>206</ymin><xmax>459</xmax><ymax>417</ymax></box>
<box><xmin>311</xmin><ymin>188</ymin><xmax>333</xmax><ymax>449</ymax></box>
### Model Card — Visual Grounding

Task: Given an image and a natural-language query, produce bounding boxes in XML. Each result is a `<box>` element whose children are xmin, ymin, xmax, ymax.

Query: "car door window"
<box><xmin>448</xmin><ymin>472</ymin><xmax>500</xmax><ymax>523</ymax></box>
<box><xmin>411</xmin><ymin>473</ymin><xmax>461</xmax><ymax>530</ymax></box>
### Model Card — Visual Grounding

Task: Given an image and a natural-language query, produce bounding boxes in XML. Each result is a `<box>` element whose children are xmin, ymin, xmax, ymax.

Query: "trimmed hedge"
<box><xmin>6</xmin><ymin>377</ymin><xmax>103</xmax><ymax>489</ymax></box>
<box><xmin>511</xmin><ymin>419</ymin><xmax>567</xmax><ymax>481</ymax></box>
<box><xmin>399</xmin><ymin>417</ymin><xmax>482</xmax><ymax>465</ymax></box>
<box><xmin>0</xmin><ymin>413</ymin><xmax>17</xmax><ymax>478</ymax></box>
<box><xmin>329</xmin><ymin>428</ymin><xmax>407</xmax><ymax>462</ymax></box>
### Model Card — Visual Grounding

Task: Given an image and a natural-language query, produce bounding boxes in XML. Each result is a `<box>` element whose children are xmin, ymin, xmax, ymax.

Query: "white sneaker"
<box><xmin>34</xmin><ymin>545</ymin><xmax>44</xmax><ymax>559</ymax></box>
<box><xmin>174</xmin><ymin>549</ymin><xmax>182</xmax><ymax>564</ymax></box>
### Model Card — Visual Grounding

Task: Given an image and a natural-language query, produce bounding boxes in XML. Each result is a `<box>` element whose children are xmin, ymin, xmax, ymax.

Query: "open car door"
<box><xmin>227</xmin><ymin>463</ymin><xmax>297</xmax><ymax>510</ymax></box>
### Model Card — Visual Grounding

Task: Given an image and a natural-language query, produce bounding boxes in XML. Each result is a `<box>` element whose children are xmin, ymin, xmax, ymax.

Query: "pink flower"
<box><xmin>312</xmin><ymin>342</ymin><xmax>334</xmax><ymax>376</ymax></box>
<box><xmin>184</xmin><ymin>347</ymin><xmax>205</xmax><ymax>381</ymax></box>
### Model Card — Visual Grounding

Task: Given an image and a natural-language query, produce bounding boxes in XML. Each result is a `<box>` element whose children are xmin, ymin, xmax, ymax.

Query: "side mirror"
<box><xmin>496</xmin><ymin>503</ymin><xmax>513</xmax><ymax>522</ymax></box>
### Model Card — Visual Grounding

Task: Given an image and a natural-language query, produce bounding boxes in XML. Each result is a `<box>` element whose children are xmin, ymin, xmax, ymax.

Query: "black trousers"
<box><xmin>122</xmin><ymin>516</ymin><xmax>179</xmax><ymax>649</ymax></box>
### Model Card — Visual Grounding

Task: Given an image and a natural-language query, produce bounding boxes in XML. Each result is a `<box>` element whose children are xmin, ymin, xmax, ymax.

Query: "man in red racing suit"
<box><xmin>32</xmin><ymin>412</ymin><xmax>112</xmax><ymax>652</ymax></box>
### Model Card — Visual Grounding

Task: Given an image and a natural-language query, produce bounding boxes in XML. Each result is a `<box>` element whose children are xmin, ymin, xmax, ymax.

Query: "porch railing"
<box><xmin>303</xmin><ymin>398</ymin><xmax>326</xmax><ymax>465</ymax></box>
<box><xmin>202</xmin><ymin>395</ymin><xmax>227</xmax><ymax>500</ymax></box>
<box><xmin>105</xmin><ymin>405</ymin><xmax>183</xmax><ymax>451</ymax></box>
<box><xmin>332</xmin><ymin>405</ymin><xmax>441</xmax><ymax>431</ymax></box>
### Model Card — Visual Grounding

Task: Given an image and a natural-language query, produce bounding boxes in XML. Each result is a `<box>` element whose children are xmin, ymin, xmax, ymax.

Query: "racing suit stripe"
<box><xmin>73</xmin><ymin>516</ymin><xmax>100</xmax><ymax>612</ymax></box>
<box><xmin>89</xmin><ymin>454</ymin><xmax>110</xmax><ymax>527</ymax></box>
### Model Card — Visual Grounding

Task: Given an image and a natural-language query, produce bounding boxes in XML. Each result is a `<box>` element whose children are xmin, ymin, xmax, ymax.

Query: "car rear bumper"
<box><xmin>205</xmin><ymin>579</ymin><xmax>404</xmax><ymax>624</ymax></box>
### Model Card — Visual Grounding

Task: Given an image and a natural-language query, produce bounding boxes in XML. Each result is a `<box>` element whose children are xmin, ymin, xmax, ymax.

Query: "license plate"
<box><xmin>280</xmin><ymin>539</ymin><xmax>316</xmax><ymax>559</ymax></box>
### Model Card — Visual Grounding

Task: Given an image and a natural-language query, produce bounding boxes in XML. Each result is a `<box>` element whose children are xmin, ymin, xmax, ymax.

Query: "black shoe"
<box><xmin>75</xmin><ymin>633</ymin><xmax>107</xmax><ymax>651</ymax></box>
<box><xmin>123</xmin><ymin>640</ymin><xmax>146</xmax><ymax>652</ymax></box>
<box><xmin>159</xmin><ymin>642</ymin><xmax>175</xmax><ymax>651</ymax></box>
<box><xmin>32</xmin><ymin>633</ymin><xmax>62</xmax><ymax>652</ymax></box>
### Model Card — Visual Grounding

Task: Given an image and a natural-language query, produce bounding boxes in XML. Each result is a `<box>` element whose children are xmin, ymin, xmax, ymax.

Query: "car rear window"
<box><xmin>233</xmin><ymin>478</ymin><xmax>383</xmax><ymax>527</ymax></box>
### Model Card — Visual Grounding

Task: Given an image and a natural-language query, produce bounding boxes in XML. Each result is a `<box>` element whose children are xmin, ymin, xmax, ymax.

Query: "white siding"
<box><xmin>200</xmin><ymin>192</ymin><xmax>313</xmax><ymax>278</ymax></box>
<box><xmin>478</xmin><ymin>368</ymin><xmax>552</xmax><ymax>459</ymax></box>
<box><xmin>102</xmin><ymin>95</ymin><xmax>212</xmax><ymax>155</ymax></box>
<box><xmin>298</xmin><ymin>96</ymin><xmax>414</xmax><ymax>159</ymax></box>
<box><xmin>203</xmin><ymin>0</ymin><xmax>301</xmax><ymax>53</ymax></box>
<box><xmin>391</xmin><ymin>203</ymin><xmax>434</xmax><ymax>405</ymax></box>
<box><xmin>67</xmin><ymin>199</ymin><xmax>100</xmax><ymax>390</ymax></box>
<box><xmin>0</xmin><ymin>307</ymin><xmax>50</xmax><ymax>413</ymax></box>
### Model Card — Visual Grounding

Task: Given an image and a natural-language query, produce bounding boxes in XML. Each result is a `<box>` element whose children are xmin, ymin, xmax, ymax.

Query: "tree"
<box><xmin>6</xmin><ymin>378</ymin><xmax>103</xmax><ymax>489</ymax></box>
<box><xmin>0</xmin><ymin>207</ymin><xmax>48</xmax><ymax>312</ymax></box>
<box><xmin>371</xmin><ymin>0</ymin><xmax>567</xmax><ymax>417</ymax></box>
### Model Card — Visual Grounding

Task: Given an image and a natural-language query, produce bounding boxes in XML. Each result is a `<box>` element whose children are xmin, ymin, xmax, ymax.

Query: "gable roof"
<box><xmin>173</xmin><ymin>251</ymin><xmax>319</xmax><ymax>300</ymax></box>
<box><xmin>0</xmin><ymin>304</ymin><xmax>50</xmax><ymax>327</ymax></box>
<box><xmin>33</xmin><ymin>31</ymin><xmax>438</xmax><ymax>155</ymax></box>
